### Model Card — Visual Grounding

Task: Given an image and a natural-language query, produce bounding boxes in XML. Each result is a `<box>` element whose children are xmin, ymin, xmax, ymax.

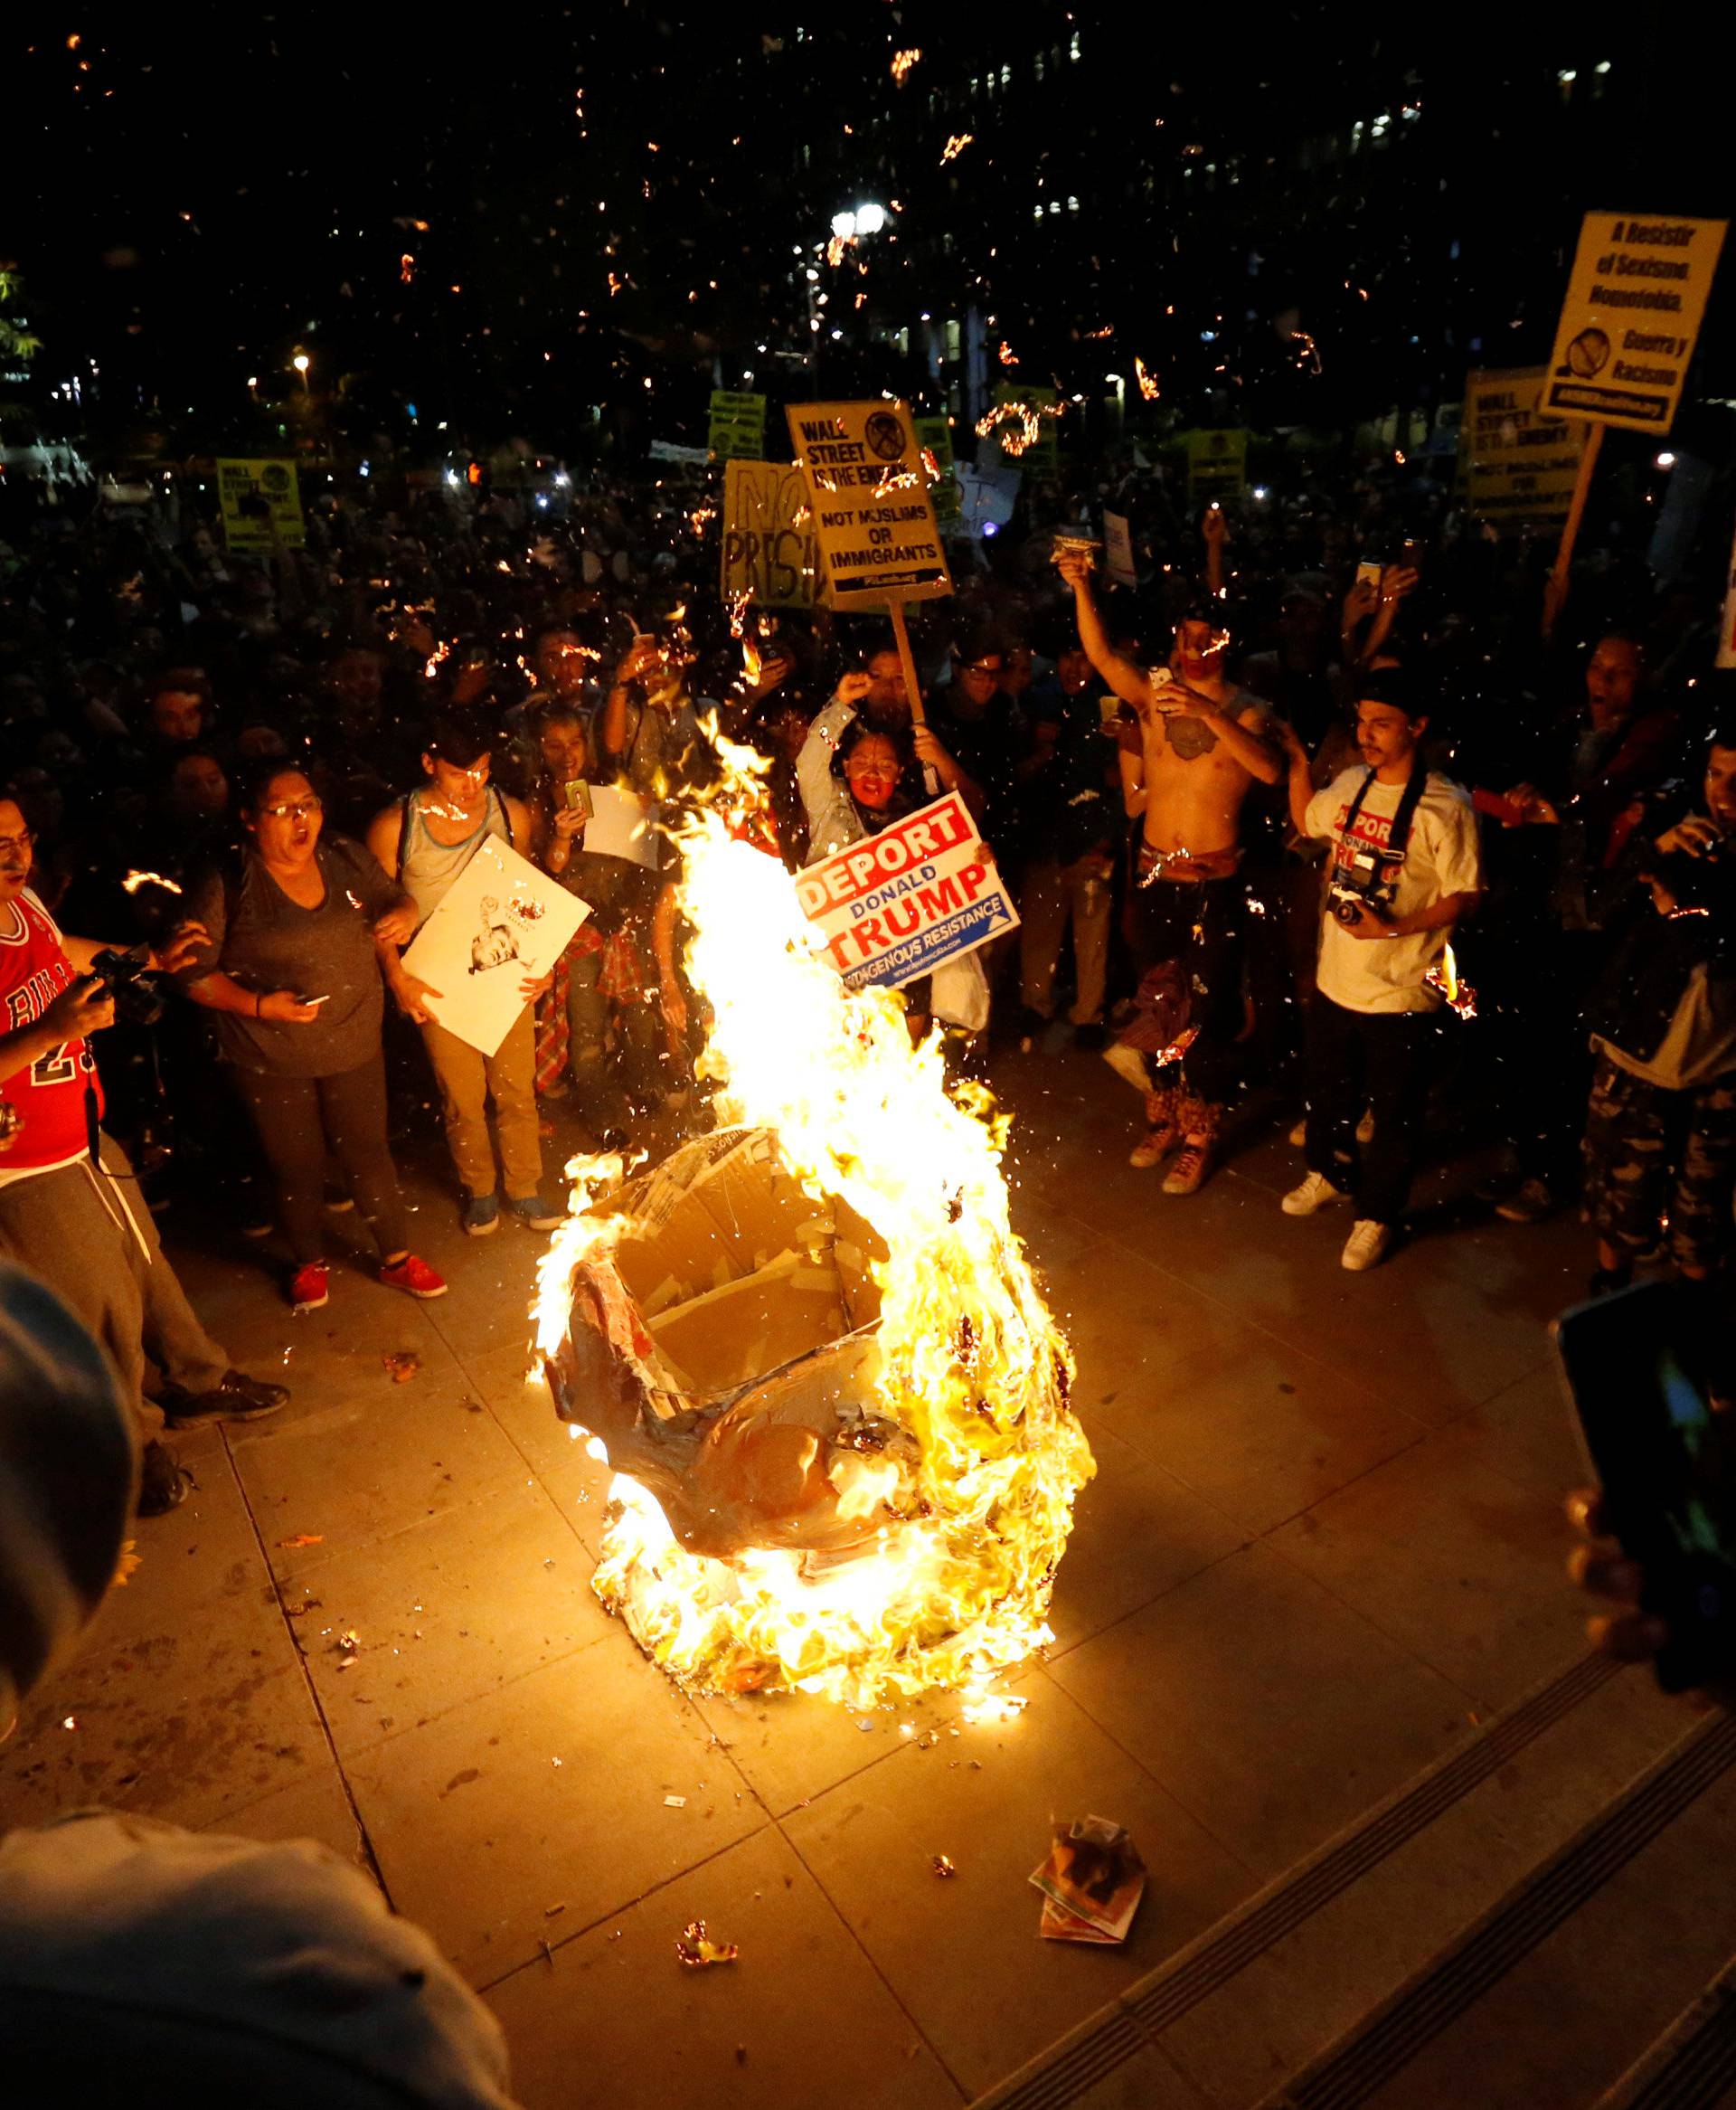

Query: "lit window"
<box><xmin>1001</xmin><ymin>64</ymin><xmax>1011</xmax><ymax>85</ymax></box>
<box><xmin>1070</xmin><ymin>32</ymin><xmax>1080</xmax><ymax>58</ymax></box>
<box><xmin>1034</xmin><ymin>53</ymin><xmax>1045</xmax><ymax>80</ymax></box>
<box><xmin>1033</xmin><ymin>204</ymin><xmax>1044</xmax><ymax>221</ymax></box>
<box><xmin>1067</xmin><ymin>195</ymin><xmax>1079</xmax><ymax>212</ymax></box>
<box><xmin>1048</xmin><ymin>200</ymin><xmax>1061</xmax><ymax>214</ymax></box>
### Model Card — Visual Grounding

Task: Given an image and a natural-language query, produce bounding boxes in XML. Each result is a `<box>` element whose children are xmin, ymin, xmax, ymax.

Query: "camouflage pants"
<box><xmin>1581</xmin><ymin>1050</ymin><xmax>1736</xmax><ymax>1272</ymax></box>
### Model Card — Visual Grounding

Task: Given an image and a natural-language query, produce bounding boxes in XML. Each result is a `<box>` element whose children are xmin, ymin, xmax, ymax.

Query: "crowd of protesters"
<box><xmin>0</xmin><ymin>432</ymin><xmax>1731</xmax><ymax>1518</ymax></box>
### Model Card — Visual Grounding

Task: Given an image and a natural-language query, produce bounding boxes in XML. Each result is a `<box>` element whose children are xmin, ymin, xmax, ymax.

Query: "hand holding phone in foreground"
<box><xmin>1557</xmin><ymin>1280</ymin><xmax>1736</xmax><ymax>1700</ymax></box>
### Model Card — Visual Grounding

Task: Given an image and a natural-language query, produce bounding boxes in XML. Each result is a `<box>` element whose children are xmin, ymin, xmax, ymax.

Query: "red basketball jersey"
<box><xmin>0</xmin><ymin>889</ymin><xmax>101</xmax><ymax>1178</ymax></box>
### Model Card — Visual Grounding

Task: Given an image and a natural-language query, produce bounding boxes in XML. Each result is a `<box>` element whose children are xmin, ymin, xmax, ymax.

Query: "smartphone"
<box><xmin>563</xmin><ymin>780</ymin><xmax>593</xmax><ymax>819</ymax></box>
<box><xmin>1553</xmin><ymin>1280</ymin><xmax>1736</xmax><ymax>1693</ymax></box>
<box><xmin>1355</xmin><ymin>559</ymin><xmax>1383</xmax><ymax>593</ymax></box>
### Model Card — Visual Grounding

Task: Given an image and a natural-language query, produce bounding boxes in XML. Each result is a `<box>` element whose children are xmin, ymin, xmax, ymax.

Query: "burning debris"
<box><xmin>675</xmin><ymin>1919</ymin><xmax>739</xmax><ymax>1968</ymax></box>
<box><xmin>534</xmin><ymin>767</ymin><xmax>1093</xmax><ymax>1710</ymax></box>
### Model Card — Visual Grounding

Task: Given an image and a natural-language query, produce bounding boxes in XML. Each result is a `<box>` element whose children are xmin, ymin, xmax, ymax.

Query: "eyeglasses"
<box><xmin>259</xmin><ymin>800</ymin><xmax>324</xmax><ymax>821</ymax></box>
<box><xmin>0</xmin><ymin>831</ymin><xmax>34</xmax><ymax>857</ymax></box>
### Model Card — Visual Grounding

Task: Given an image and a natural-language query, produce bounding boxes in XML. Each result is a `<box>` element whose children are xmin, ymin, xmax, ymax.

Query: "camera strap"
<box><xmin>1338</xmin><ymin>760</ymin><xmax>1429</xmax><ymax>867</ymax></box>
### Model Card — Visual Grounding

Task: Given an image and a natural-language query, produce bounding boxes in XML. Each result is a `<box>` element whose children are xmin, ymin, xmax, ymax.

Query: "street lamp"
<box><xmin>292</xmin><ymin>350</ymin><xmax>311</xmax><ymax>393</ymax></box>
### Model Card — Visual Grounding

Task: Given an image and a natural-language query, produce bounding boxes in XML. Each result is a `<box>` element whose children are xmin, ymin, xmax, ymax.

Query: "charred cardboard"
<box><xmin>548</xmin><ymin>1128</ymin><xmax>906</xmax><ymax>1560</ymax></box>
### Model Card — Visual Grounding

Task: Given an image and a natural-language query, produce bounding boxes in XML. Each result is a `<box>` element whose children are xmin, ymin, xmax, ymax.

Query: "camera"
<box><xmin>86</xmin><ymin>945</ymin><xmax>166</xmax><ymax>1027</ymax></box>
<box><xmin>1327</xmin><ymin>843</ymin><xmax>1400</xmax><ymax>926</ymax></box>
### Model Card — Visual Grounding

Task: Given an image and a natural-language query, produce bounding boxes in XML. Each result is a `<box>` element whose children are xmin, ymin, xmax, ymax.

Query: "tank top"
<box><xmin>0</xmin><ymin>889</ymin><xmax>101</xmax><ymax>1187</ymax></box>
<box><xmin>397</xmin><ymin>787</ymin><xmax>510</xmax><ymax>931</ymax></box>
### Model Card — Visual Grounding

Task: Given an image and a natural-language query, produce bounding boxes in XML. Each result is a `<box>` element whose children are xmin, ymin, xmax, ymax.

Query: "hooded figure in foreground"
<box><xmin>0</xmin><ymin>1260</ymin><xmax>519</xmax><ymax>2109</ymax></box>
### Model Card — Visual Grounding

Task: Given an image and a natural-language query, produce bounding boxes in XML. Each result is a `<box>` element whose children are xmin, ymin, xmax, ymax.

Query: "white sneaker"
<box><xmin>1281</xmin><ymin>1170</ymin><xmax>1345</xmax><ymax>1216</ymax></box>
<box><xmin>1102</xmin><ymin>1042</ymin><xmax>1150</xmax><ymax>1094</ymax></box>
<box><xmin>1288</xmin><ymin>1116</ymin><xmax>1307</xmax><ymax>1148</ymax></box>
<box><xmin>1341</xmin><ymin>1219</ymin><xmax>1392</xmax><ymax>1271</ymax></box>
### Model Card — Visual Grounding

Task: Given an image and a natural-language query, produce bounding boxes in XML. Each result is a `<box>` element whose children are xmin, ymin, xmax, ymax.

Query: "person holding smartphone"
<box><xmin>180</xmin><ymin>760</ymin><xmax>447</xmax><ymax>1314</ymax></box>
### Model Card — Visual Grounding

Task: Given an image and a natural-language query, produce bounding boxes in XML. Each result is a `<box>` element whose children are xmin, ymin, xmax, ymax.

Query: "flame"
<box><xmin>974</xmin><ymin>397</ymin><xmax>1061</xmax><ymax>458</ymax></box>
<box><xmin>939</xmin><ymin>133</ymin><xmax>974</xmax><ymax>164</ymax></box>
<box><xmin>533</xmin><ymin>748</ymin><xmax>1092</xmax><ymax>1709</ymax></box>
<box><xmin>1424</xmin><ymin>942</ymin><xmax>1478</xmax><ymax>1019</ymax></box>
<box><xmin>997</xmin><ymin>341</ymin><xmax>1020</xmax><ymax>366</ymax></box>
<box><xmin>1135</xmin><ymin>357</ymin><xmax>1160</xmax><ymax>400</ymax></box>
<box><xmin>121</xmin><ymin>870</ymin><xmax>184</xmax><ymax>895</ymax></box>
<box><xmin>400</xmin><ymin>252</ymin><xmax>415</xmax><ymax>284</ymax></box>
<box><xmin>891</xmin><ymin>47</ymin><xmax>921</xmax><ymax>84</ymax></box>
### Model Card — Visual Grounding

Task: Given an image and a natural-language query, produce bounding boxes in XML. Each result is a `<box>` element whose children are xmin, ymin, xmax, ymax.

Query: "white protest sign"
<box><xmin>401</xmin><ymin>837</ymin><xmax>588</xmax><ymax>1057</ymax></box>
<box><xmin>584</xmin><ymin>785</ymin><xmax>661</xmax><ymax>869</ymax></box>
<box><xmin>794</xmin><ymin>793</ymin><xmax>1019</xmax><ymax>992</ymax></box>
<box><xmin>1542</xmin><ymin>212</ymin><xmax>1727</xmax><ymax>434</ymax></box>
<box><xmin>1102</xmin><ymin>509</ymin><xmax>1137</xmax><ymax>587</ymax></box>
<box><xmin>786</xmin><ymin>398</ymin><xmax>952</xmax><ymax>609</ymax></box>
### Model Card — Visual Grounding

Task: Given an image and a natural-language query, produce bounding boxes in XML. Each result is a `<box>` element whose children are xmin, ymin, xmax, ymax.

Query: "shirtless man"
<box><xmin>1057</xmin><ymin>548</ymin><xmax>1280</xmax><ymax>1191</ymax></box>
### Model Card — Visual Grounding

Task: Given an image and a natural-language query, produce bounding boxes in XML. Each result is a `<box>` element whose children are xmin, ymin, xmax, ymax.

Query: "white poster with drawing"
<box><xmin>400</xmin><ymin>837</ymin><xmax>589</xmax><ymax>1056</ymax></box>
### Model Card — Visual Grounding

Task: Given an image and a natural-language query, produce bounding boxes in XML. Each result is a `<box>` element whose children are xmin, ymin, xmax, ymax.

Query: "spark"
<box><xmin>1289</xmin><ymin>329</ymin><xmax>1322</xmax><ymax>375</ymax></box>
<box><xmin>400</xmin><ymin>252</ymin><xmax>415</xmax><ymax>283</ymax></box>
<box><xmin>1134</xmin><ymin>357</ymin><xmax>1160</xmax><ymax>400</ymax></box>
<box><xmin>891</xmin><ymin>48</ymin><xmax>921</xmax><ymax>84</ymax></box>
<box><xmin>974</xmin><ymin>397</ymin><xmax>1061</xmax><ymax>457</ymax></box>
<box><xmin>997</xmin><ymin>341</ymin><xmax>1019</xmax><ymax>366</ymax></box>
<box><xmin>121</xmin><ymin>870</ymin><xmax>184</xmax><ymax>894</ymax></box>
<box><xmin>940</xmin><ymin>133</ymin><xmax>974</xmax><ymax>164</ymax></box>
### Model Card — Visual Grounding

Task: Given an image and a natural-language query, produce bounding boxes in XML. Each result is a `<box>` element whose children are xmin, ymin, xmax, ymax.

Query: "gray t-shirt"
<box><xmin>183</xmin><ymin>837</ymin><xmax>403</xmax><ymax>1078</ymax></box>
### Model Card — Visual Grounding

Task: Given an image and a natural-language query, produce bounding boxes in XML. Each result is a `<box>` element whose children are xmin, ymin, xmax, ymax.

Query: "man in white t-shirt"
<box><xmin>1274</xmin><ymin>670</ymin><xmax>1483</xmax><ymax>1270</ymax></box>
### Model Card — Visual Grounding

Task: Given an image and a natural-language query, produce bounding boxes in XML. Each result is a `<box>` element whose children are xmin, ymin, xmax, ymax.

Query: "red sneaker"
<box><xmin>289</xmin><ymin>1263</ymin><xmax>330</xmax><ymax>1313</ymax></box>
<box><xmin>380</xmin><ymin>1254</ymin><xmax>448</xmax><ymax>1300</ymax></box>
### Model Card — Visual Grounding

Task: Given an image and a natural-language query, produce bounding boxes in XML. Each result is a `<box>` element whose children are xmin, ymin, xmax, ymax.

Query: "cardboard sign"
<box><xmin>794</xmin><ymin>793</ymin><xmax>1018</xmax><ymax>991</ymax></box>
<box><xmin>720</xmin><ymin>459</ymin><xmax>820</xmax><ymax>610</ymax></box>
<box><xmin>1458</xmin><ymin>367</ymin><xmax>1589</xmax><ymax>530</ymax></box>
<box><xmin>787</xmin><ymin>399</ymin><xmax>951</xmax><ymax>608</ymax></box>
<box><xmin>913</xmin><ymin>413</ymin><xmax>961</xmax><ymax>525</ymax></box>
<box><xmin>584</xmin><ymin>784</ymin><xmax>662</xmax><ymax>870</ymax></box>
<box><xmin>1102</xmin><ymin>509</ymin><xmax>1137</xmax><ymax>587</ymax></box>
<box><xmin>401</xmin><ymin>836</ymin><xmax>589</xmax><ymax>1057</ymax></box>
<box><xmin>217</xmin><ymin>459</ymin><xmax>305</xmax><ymax>552</ymax></box>
<box><xmin>707</xmin><ymin>391</ymin><xmax>767</xmax><ymax>461</ymax></box>
<box><xmin>1542</xmin><ymin>212</ymin><xmax>1728</xmax><ymax>432</ymax></box>
<box><xmin>1184</xmin><ymin>430</ymin><xmax>1247</xmax><ymax>501</ymax></box>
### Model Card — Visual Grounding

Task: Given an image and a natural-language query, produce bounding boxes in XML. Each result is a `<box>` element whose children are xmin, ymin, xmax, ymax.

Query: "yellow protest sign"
<box><xmin>217</xmin><ymin>459</ymin><xmax>305</xmax><ymax>552</ymax></box>
<box><xmin>1458</xmin><ymin>367</ymin><xmax>1588</xmax><ymax>530</ymax></box>
<box><xmin>720</xmin><ymin>459</ymin><xmax>820</xmax><ymax>610</ymax></box>
<box><xmin>786</xmin><ymin>399</ymin><xmax>951</xmax><ymax>608</ymax></box>
<box><xmin>913</xmin><ymin>413</ymin><xmax>961</xmax><ymax>525</ymax></box>
<box><xmin>707</xmin><ymin>391</ymin><xmax>767</xmax><ymax>461</ymax></box>
<box><xmin>1542</xmin><ymin>211</ymin><xmax>1727</xmax><ymax>433</ymax></box>
<box><xmin>1184</xmin><ymin>429</ymin><xmax>1247</xmax><ymax>501</ymax></box>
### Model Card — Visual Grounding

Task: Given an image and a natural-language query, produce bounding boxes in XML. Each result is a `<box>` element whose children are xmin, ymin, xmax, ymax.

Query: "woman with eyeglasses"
<box><xmin>177</xmin><ymin>760</ymin><xmax>448</xmax><ymax>1313</ymax></box>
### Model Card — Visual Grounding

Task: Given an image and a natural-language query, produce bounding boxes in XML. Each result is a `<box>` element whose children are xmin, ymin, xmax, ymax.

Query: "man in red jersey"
<box><xmin>0</xmin><ymin>799</ymin><xmax>288</xmax><ymax>1515</ymax></box>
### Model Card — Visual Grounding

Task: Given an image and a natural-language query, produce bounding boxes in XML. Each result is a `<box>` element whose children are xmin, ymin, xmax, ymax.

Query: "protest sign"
<box><xmin>1717</xmin><ymin>517</ymin><xmax>1736</xmax><ymax>671</ymax></box>
<box><xmin>1184</xmin><ymin>430</ymin><xmax>1247</xmax><ymax>502</ymax></box>
<box><xmin>217</xmin><ymin>459</ymin><xmax>305</xmax><ymax>552</ymax></box>
<box><xmin>786</xmin><ymin>398</ymin><xmax>951</xmax><ymax>609</ymax></box>
<box><xmin>720</xmin><ymin>459</ymin><xmax>819</xmax><ymax>609</ymax></box>
<box><xmin>1542</xmin><ymin>212</ymin><xmax>1727</xmax><ymax>433</ymax></box>
<box><xmin>794</xmin><ymin>793</ymin><xmax>1018</xmax><ymax>992</ymax></box>
<box><xmin>584</xmin><ymin>785</ymin><xmax>661</xmax><ymax>870</ymax></box>
<box><xmin>707</xmin><ymin>390</ymin><xmax>767</xmax><ymax>461</ymax></box>
<box><xmin>913</xmin><ymin>413</ymin><xmax>962</xmax><ymax>525</ymax></box>
<box><xmin>1458</xmin><ymin>367</ymin><xmax>1588</xmax><ymax>530</ymax></box>
<box><xmin>401</xmin><ymin>837</ymin><xmax>588</xmax><ymax>1057</ymax></box>
<box><xmin>990</xmin><ymin>383</ymin><xmax>1060</xmax><ymax>477</ymax></box>
<box><xmin>1102</xmin><ymin>509</ymin><xmax>1137</xmax><ymax>587</ymax></box>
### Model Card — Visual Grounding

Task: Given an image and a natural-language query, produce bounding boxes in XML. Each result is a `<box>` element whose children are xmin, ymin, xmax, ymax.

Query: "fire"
<box><xmin>891</xmin><ymin>48</ymin><xmax>921</xmax><ymax>85</ymax></box>
<box><xmin>974</xmin><ymin>397</ymin><xmax>1061</xmax><ymax>458</ymax></box>
<box><xmin>120</xmin><ymin>870</ymin><xmax>184</xmax><ymax>895</ymax></box>
<box><xmin>1135</xmin><ymin>357</ymin><xmax>1161</xmax><ymax>400</ymax></box>
<box><xmin>533</xmin><ymin>759</ymin><xmax>1093</xmax><ymax>1710</ymax></box>
<box><xmin>939</xmin><ymin>133</ymin><xmax>974</xmax><ymax>164</ymax></box>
